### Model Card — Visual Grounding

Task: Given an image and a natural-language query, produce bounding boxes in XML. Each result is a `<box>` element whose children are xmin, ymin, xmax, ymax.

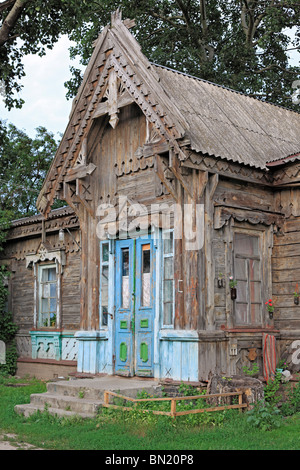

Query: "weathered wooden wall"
<box><xmin>1</xmin><ymin>212</ymin><xmax>81</xmax><ymax>358</ymax></box>
<box><xmin>272</xmin><ymin>187</ymin><xmax>300</xmax><ymax>331</ymax></box>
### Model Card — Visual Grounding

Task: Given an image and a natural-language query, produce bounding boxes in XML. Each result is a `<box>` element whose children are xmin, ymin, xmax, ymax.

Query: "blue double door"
<box><xmin>115</xmin><ymin>236</ymin><xmax>156</xmax><ymax>376</ymax></box>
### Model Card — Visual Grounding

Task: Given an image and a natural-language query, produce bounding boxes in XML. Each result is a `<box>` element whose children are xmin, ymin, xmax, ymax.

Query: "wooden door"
<box><xmin>114</xmin><ymin>236</ymin><xmax>155</xmax><ymax>376</ymax></box>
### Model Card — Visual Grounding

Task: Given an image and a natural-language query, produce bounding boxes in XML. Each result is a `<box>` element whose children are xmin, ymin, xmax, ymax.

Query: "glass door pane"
<box><xmin>142</xmin><ymin>244</ymin><xmax>151</xmax><ymax>307</ymax></box>
<box><xmin>122</xmin><ymin>248</ymin><xmax>130</xmax><ymax>308</ymax></box>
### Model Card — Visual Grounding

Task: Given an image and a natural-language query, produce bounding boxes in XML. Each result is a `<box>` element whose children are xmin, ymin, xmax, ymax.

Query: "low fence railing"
<box><xmin>103</xmin><ymin>390</ymin><xmax>248</xmax><ymax>418</ymax></box>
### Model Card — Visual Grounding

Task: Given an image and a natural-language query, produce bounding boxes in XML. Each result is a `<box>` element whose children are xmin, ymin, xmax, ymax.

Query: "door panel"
<box><xmin>135</xmin><ymin>238</ymin><xmax>155</xmax><ymax>376</ymax></box>
<box><xmin>115</xmin><ymin>240</ymin><xmax>134</xmax><ymax>376</ymax></box>
<box><xmin>114</xmin><ymin>236</ymin><xmax>155</xmax><ymax>377</ymax></box>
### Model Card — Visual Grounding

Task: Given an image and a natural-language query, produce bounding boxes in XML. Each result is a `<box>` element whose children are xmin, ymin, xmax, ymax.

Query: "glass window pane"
<box><xmin>41</xmin><ymin>268</ymin><xmax>48</xmax><ymax>282</ymax></box>
<box><xmin>122</xmin><ymin>275</ymin><xmax>130</xmax><ymax>308</ymax></box>
<box><xmin>235</xmin><ymin>258</ymin><xmax>247</xmax><ymax>280</ymax></box>
<box><xmin>164</xmin><ymin>257</ymin><xmax>174</xmax><ymax>280</ymax></box>
<box><xmin>48</xmin><ymin>268</ymin><xmax>56</xmax><ymax>281</ymax></box>
<box><xmin>163</xmin><ymin>302</ymin><xmax>173</xmax><ymax>325</ymax></box>
<box><xmin>122</xmin><ymin>249</ymin><xmax>129</xmax><ymax>276</ymax></box>
<box><xmin>102</xmin><ymin>306</ymin><xmax>108</xmax><ymax>326</ymax></box>
<box><xmin>142</xmin><ymin>272</ymin><xmax>151</xmax><ymax>306</ymax></box>
<box><xmin>41</xmin><ymin>298</ymin><xmax>48</xmax><ymax>313</ymax></box>
<box><xmin>40</xmin><ymin>313</ymin><xmax>49</xmax><ymax>327</ymax></box>
<box><xmin>234</xmin><ymin>233</ymin><xmax>259</xmax><ymax>257</ymax></box>
<box><xmin>101</xmin><ymin>265</ymin><xmax>109</xmax><ymax>306</ymax></box>
<box><xmin>163</xmin><ymin>232</ymin><xmax>173</xmax><ymax>255</ymax></box>
<box><xmin>142</xmin><ymin>247</ymin><xmax>150</xmax><ymax>274</ymax></box>
<box><xmin>164</xmin><ymin>280</ymin><xmax>173</xmax><ymax>303</ymax></box>
<box><xmin>236</xmin><ymin>280</ymin><xmax>248</xmax><ymax>302</ymax></box>
<box><xmin>50</xmin><ymin>283</ymin><xmax>56</xmax><ymax>297</ymax></box>
<box><xmin>235</xmin><ymin>303</ymin><xmax>248</xmax><ymax>325</ymax></box>
<box><xmin>102</xmin><ymin>243</ymin><xmax>109</xmax><ymax>263</ymax></box>
<box><xmin>42</xmin><ymin>283</ymin><xmax>50</xmax><ymax>298</ymax></box>
<box><xmin>101</xmin><ymin>265</ymin><xmax>109</xmax><ymax>285</ymax></box>
<box><xmin>250</xmin><ymin>281</ymin><xmax>261</xmax><ymax>303</ymax></box>
<box><xmin>50</xmin><ymin>298</ymin><xmax>56</xmax><ymax>312</ymax></box>
<box><xmin>250</xmin><ymin>303</ymin><xmax>262</xmax><ymax>324</ymax></box>
<box><xmin>249</xmin><ymin>259</ymin><xmax>260</xmax><ymax>281</ymax></box>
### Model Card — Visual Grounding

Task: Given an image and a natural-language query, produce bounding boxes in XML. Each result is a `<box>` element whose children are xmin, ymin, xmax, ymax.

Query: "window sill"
<box><xmin>30</xmin><ymin>328</ymin><xmax>62</xmax><ymax>332</ymax></box>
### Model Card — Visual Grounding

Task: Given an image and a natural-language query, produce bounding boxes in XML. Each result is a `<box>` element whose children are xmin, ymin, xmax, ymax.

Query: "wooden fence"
<box><xmin>103</xmin><ymin>390</ymin><xmax>248</xmax><ymax>418</ymax></box>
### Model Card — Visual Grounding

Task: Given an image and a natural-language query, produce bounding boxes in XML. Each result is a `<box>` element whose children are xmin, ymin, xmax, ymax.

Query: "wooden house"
<box><xmin>3</xmin><ymin>11</ymin><xmax>300</xmax><ymax>382</ymax></box>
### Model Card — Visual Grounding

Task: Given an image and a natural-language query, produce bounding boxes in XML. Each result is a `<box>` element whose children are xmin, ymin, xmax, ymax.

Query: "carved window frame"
<box><xmin>26</xmin><ymin>247</ymin><xmax>65</xmax><ymax>330</ymax></box>
<box><xmin>229</xmin><ymin>223</ymin><xmax>273</xmax><ymax>328</ymax></box>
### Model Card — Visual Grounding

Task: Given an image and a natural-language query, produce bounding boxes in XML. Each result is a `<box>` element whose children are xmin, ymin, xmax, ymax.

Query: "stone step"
<box><xmin>46</xmin><ymin>381</ymin><xmax>105</xmax><ymax>400</ymax></box>
<box><xmin>29</xmin><ymin>392</ymin><xmax>103</xmax><ymax>414</ymax></box>
<box><xmin>14</xmin><ymin>403</ymin><xmax>96</xmax><ymax>419</ymax></box>
<box><xmin>14</xmin><ymin>376</ymin><xmax>163</xmax><ymax>419</ymax></box>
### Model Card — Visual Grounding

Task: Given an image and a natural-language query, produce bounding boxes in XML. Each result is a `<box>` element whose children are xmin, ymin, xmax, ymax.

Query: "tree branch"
<box><xmin>253</xmin><ymin>63</ymin><xmax>297</xmax><ymax>74</ymax></box>
<box><xmin>0</xmin><ymin>0</ymin><xmax>30</xmax><ymax>47</ymax></box>
<box><xmin>0</xmin><ymin>0</ymin><xmax>16</xmax><ymax>13</ymax></box>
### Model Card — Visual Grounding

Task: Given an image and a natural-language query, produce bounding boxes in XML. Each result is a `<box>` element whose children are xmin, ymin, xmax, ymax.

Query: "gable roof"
<box><xmin>37</xmin><ymin>10</ymin><xmax>300</xmax><ymax>217</ymax></box>
<box><xmin>154</xmin><ymin>65</ymin><xmax>300</xmax><ymax>169</ymax></box>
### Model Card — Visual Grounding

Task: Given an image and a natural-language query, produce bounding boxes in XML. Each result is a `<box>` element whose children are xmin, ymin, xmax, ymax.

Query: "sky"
<box><xmin>0</xmin><ymin>30</ymin><xmax>299</xmax><ymax>140</ymax></box>
<box><xmin>0</xmin><ymin>35</ymin><xmax>83</xmax><ymax>139</ymax></box>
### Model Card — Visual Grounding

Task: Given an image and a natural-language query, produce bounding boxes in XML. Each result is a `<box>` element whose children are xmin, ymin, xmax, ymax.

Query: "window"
<box><xmin>162</xmin><ymin>230</ymin><xmax>174</xmax><ymax>326</ymax></box>
<box><xmin>39</xmin><ymin>265</ymin><xmax>57</xmax><ymax>328</ymax></box>
<box><xmin>233</xmin><ymin>232</ymin><xmax>262</xmax><ymax>326</ymax></box>
<box><xmin>100</xmin><ymin>242</ymin><xmax>110</xmax><ymax>326</ymax></box>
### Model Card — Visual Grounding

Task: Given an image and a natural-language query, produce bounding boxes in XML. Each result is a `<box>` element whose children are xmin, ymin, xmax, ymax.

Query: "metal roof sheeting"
<box><xmin>155</xmin><ymin>66</ymin><xmax>300</xmax><ymax>169</ymax></box>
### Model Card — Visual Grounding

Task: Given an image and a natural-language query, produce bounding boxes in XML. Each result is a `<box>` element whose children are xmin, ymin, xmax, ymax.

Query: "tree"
<box><xmin>66</xmin><ymin>0</ymin><xmax>300</xmax><ymax>109</ymax></box>
<box><xmin>0</xmin><ymin>120</ymin><xmax>59</xmax><ymax>218</ymax></box>
<box><xmin>0</xmin><ymin>1</ymin><xmax>299</xmax><ymax>109</ymax></box>
<box><xmin>0</xmin><ymin>0</ymin><xmax>87</xmax><ymax>109</ymax></box>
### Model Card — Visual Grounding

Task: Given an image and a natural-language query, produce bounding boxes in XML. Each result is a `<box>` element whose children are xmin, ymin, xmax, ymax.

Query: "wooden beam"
<box><xmin>65</xmin><ymin>163</ymin><xmax>97</xmax><ymax>183</ymax></box>
<box><xmin>154</xmin><ymin>154</ymin><xmax>179</xmax><ymax>201</ymax></box>
<box><xmin>169</xmin><ymin>149</ymin><xmax>193</xmax><ymax>198</ymax></box>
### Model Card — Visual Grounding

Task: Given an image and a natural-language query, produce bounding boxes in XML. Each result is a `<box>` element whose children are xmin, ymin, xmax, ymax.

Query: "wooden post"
<box><xmin>104</xmin><ymin>391</ymin><xmax>109</xmax><ymax>406</ymax></box>
<box><xmin>238</xmin><ymin>392</ymin><xmax>243</xmax><ymax>412</ymax></box>
<box><xmin>170</xmin><ymin>399</ymin><xmax>177</xmax><ymax>418</ymax></box>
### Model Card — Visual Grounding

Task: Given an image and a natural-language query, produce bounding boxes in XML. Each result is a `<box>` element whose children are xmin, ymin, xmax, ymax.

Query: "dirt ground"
<box><xmin>0</xmin><ymin>433</ymin><xmax>44</xmax><ymax>450</ymax></box>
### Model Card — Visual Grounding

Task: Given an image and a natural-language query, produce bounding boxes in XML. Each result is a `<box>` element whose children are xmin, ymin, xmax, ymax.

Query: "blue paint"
<box><xmin>135</xmin><ymin>236</ymin><xmax>155</xmax><ymax>376</ymax></box>
<box><xmin>159</xmin><ymin>330</ymin><xmax>199</xmax><ymax>381</ymax></box>
<box><xmin>115</xmin><ymin>239</ymin><xmax>135</xmax><ymax>375</ymax></box>
<box><xmin>114</xmin><ymin>235</ymin><xmax>156</xmax><ymax>376</ymax></box>
<box><xmin>75</xmin><ymin>331</ymin><xmax>107</xmax><ymax>374</ymax></box>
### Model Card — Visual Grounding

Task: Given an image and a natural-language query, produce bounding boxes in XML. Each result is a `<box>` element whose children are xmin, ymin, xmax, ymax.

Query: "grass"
<box><xmin>1</xmin><ymin>375</ymin><xmax>300</xmax><ymax>450</ymax></box>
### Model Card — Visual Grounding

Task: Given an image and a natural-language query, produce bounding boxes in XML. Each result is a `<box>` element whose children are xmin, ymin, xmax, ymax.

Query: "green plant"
<box><xmin>178</xmin><ymin>382</ymin><xmax>200</xmax><ymax>397</ymax></box>
<box><xmin>280</xmin><ymin>381</ymin><xmax>300</xmax><ymax>416</ymax></box>
<box><xmin>265</xmin><ymin>299</ymin><xmax>274</xmax><ymax>314</ymax></box>
<box><xmin>246</xmin><ymin>401</ymin><xmax>282</xmax><ymax>431</ymax></box>
<box><xmin>242</xmin><ymin>362</ymin><xmax>259</xmax><ymax>377</ymax></box>
<box><xmin>0</xmin><ymin>267</ymin><xmax>18</xmax><ymax>376</ymax></box>
<box><xmin>229</xmin><ymin>276</ymin><xmax>237</xmax><ymax>288</ymax></box>
<box><xmin>264</xmin><ymin>371</ymin><xmax>282</xmax><ymax>406</ymax></box>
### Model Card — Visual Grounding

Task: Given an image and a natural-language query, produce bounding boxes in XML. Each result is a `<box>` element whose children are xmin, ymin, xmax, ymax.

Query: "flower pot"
<box><xmin>231</xmin><ymin>288</ymin><xmax>237</xmax><ymax>300</ymax></box>
<box><xmin>294</xmin><ymin>296</ymin><xmax>299</xmax><ymax>305</ymax></box>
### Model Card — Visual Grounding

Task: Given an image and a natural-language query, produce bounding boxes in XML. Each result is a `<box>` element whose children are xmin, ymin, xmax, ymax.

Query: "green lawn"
<box><xmin>1</xmin><ymin>375</ymin><xmax>300</xmax><ymax>451</ymax></box>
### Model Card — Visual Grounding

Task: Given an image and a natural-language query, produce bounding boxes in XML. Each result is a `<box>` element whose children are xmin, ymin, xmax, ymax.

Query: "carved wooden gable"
<box><xmin>37</xmin><ymin>10</ymin><xmax>189</xmax><ymax>218</ymax></box>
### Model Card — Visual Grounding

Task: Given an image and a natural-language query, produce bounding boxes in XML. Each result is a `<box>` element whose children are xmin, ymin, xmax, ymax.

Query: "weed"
<box><xmin>264</xmin><ymin>371</ymin><xmax>282</xmax><ymax>406</ymax></box>
<box><xmin>246</xmin><ymin>400</ymin><xmax>282</xmax><ymax>431</ymax></box>
<box><xmin>242</xmin><ymin>362</ymin><xmax>259</xmax><ymax>377</ymax></box>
